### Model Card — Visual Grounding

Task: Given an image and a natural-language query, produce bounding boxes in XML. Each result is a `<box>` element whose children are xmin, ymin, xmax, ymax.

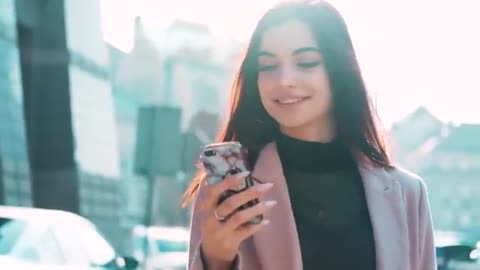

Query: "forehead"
<box><xmin>259</xmin><ymin>19</ymin><xmax>318</xmax><ymax>53</ymax></box>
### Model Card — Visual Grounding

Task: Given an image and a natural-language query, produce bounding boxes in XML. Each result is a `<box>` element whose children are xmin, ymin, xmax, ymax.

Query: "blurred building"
<box><xmin>16</xmin><ymin>0</ymin><xmax>80</xmax><ymax>214</ymax></box>
<box><xmin>110</xmin><ymin>18</ymin><xmax>243</xmax><ymax>227</ymax></box>
<box><xmin>115</xmin><ymin>17</ymin><xmax>242</xmax><ymax>142</ymax></box>
<box><xmin>65</xmin><ymin>0</ymin><xmax>122</xmax><ymax>246</ymax></box>
<box><xmin>109</xmin><ymin>45</ymin><xmax>150</xmax><ymax>230</ymax></box>
<box><xmin>0</xmin><ymin>0</ymin><xmax>32</xmax><ymax>206</ymax></box>
<box><xmin>391</xmin><ymin>108</ymin><xmax>480</xmax><ymax>241</ymax></box>
<box><xmin>64</xmin><ymin>0</ymin><xmax>124</xmax><ymax>248</ymax></box>
<box><xmin>390</xmin><ymin>107</ymin><xmax>446</xmax><ymax>166</ymax></box>
<box><xmin>418</xmin><ymin>124</ymin><xmax>480</xmax><ymax>240</ymax></box>
<box><xmin>12</xmin><ymin>0</ymin><xmax>125</xmax><ymax>251</ymax></box>
<box><xmin>1</xmin><ymin>0</ymin><xmax>243</xmax><ymax>253</ymax></box>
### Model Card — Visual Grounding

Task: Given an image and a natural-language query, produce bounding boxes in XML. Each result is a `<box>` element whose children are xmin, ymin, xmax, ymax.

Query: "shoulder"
<box><xmin>385</xmin><ymin>166</ymin><xmax>429</xmax><ymax>204</ymax></box>
<box><xmin>387</xmin><ymin>166</ymin><xmax>425</xmax><ymax>188</ymax></box>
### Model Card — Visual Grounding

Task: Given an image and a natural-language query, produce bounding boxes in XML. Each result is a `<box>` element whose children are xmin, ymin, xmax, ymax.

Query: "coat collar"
<box><xmin>250</xmin><ymin>142</ymin><xmax>409</xmax><ymax>270</ymax></box>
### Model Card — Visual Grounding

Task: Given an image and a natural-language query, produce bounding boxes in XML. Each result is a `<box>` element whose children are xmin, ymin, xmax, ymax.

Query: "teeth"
<box><xmin>277</xmin><ymin>98</ymin><xmax>303</xmax><ymax>104</ymax></box>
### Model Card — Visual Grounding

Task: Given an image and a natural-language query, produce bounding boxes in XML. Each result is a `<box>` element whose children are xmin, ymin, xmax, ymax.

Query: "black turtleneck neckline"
<box><xmin>276</xmin><ymin>132</ymin><xmax>357</xmax><ymax>173</ymax></box>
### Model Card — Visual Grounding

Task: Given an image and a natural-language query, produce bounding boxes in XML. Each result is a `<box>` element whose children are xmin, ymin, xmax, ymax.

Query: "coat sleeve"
<box><xmin>417</xmin><ymin>180</ymin><xmax>437</xmax><ymax>270</ymax></box>
<box><xmin>188</xmin><ymin>183</ymin><xmax>243</xmax><ymax>270</ymax></box>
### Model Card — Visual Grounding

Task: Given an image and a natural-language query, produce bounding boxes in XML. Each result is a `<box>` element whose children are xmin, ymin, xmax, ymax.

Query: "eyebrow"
<box><xmin>258</xmin><ymin>46</ymin><xmax>321</xmax><ymax>57</ymax></box>
<box><xmin>293</xmin><ymin>46</ymin><xmax>321</xmax><ymax>55</ymax></box>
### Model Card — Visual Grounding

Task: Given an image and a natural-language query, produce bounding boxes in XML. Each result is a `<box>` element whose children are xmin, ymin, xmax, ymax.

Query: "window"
<box><xmin>3</xmin><ymin>220</ymin><xmax>65</xmax><ymax>265</ymax></box>
<box><xmin>0</xmin><ymin>0</ymin><xmax>16</xmax><ymax>37</ymax></box>
<box><xmin>69</xmin><ymin>66</ymin><xmax>120</xmax><ymax>178</ymax></box>
<box><xmin>458</xmin><ymin>212</ymin><xmax>472</xmax><ymax>228</ymax></box>
<box><xmin>0</xmin><ymin>218</ymin><xmax>27</xmax><ymax>255</ymax></box>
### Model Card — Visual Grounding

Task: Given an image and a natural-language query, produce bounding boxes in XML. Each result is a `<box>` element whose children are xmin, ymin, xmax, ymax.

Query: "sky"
<box><xmin>99</xmin><ymin>0</ymin><xmax>480</xmax><ymax>127</ymax></box>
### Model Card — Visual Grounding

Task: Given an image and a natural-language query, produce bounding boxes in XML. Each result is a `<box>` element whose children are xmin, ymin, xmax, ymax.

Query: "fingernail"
<box><xmin>261</xmin><ymin>219</ymin><xmax>270</xmax><ymax>225</ymax></box>
<box><xmin>257</xmin><ymin>182</ymin><xmax>273</xmax><ymax>191</ymax></box>
<box><xmin>263</xmin><ymin>200</ymin><xmax>277</xmax><ymax>207</ymax></box>
<box><xmin>235</xmin><ymin>171</ymin><xmax>250</xmax><ymax>179</ymax></box>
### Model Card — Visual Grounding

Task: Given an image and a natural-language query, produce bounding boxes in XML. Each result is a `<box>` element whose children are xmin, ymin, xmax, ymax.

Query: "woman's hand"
<box><xmin>199</xmin><ymin>171</ymin><xmax>275</xmax><ymax>269</ymax></box>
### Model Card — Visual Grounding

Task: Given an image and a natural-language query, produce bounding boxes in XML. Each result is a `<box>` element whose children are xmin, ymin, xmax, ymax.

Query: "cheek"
<box><xmin>257</xmin><ymin>74</ymin><xmax>274</xmax><ymax>104</ymax></box>
<box><xmin>308</xmin><ymin>70</ymin><xmax>332</xmax><ymax>104</ymax></box>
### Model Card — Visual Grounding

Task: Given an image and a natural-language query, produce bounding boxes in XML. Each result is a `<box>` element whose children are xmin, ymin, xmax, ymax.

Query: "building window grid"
<box><xmin>5</xmin><ymin>193</ymin><xmax>18</xmax><ymax>206</ymax></box>
<box><xmin>18</xmin><ymin>177</ymin><xmax>31</xmax><ymax>194</ymax></box>
<box><xmin>17</xmin><ymin>192</ymin><xmax>31</xmax><ymax>207</ymax></box>
<box><xmin>3</xmin><ymin>174</ymin><xmax>15</xmax><ymax>193</ymax></box>
<box><xmin>0</xmin><ymin>14</ymin><xmax>30</xmax><ymax>208</ymax></box>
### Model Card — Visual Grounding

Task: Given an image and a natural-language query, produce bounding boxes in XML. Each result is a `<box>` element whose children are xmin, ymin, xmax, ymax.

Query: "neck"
<box><xmin>280</xmin><ymin>117</ymin><xmax>336</xmax><ymax>143</ymax></box>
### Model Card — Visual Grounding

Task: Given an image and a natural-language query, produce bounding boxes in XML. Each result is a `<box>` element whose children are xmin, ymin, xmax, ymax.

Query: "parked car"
<box><xmin>435</xmin><ymin>230</ymin><xmax>480</xmax><ymax>270</ymax></box>
<box><xmin>130</xmin><ymin>225</ymin><xmax>189</xmax><ymax>270</ymax></box>
<box><xmin>0</xmin><ymin>206</ymin><xmax>138</xmax><ymax>270</ymax></box>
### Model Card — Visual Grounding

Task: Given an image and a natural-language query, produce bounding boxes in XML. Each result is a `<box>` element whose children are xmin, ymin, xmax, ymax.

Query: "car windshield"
<box><xmin>54</xmin><ymin>221</ymin><xmax>116</xmax><ymax>266</ymax></box>
<box><xmin>1</xmin><ymin>215</ymin><xmax>116</xmax><ymax>267</ymax></box>
<box><xmin>155</xmin><ymin>239</ymin><xmax>188</xmax><ymax>253</ymax></box>
<box><xmin>0</xmin><ymin>218</ymin><xmax>28</xmax><ymax>255</ymax></box>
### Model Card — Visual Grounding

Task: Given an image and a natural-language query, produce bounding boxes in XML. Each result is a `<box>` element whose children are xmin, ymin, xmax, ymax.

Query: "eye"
<box><xmin>204</xmin><ymin>150</ymin><xmax>217</xmax><ymax>157</ymax></box>
<box><xmin>258</xmin><ymin>64</ymin><xmax>278</xmax><ymax>72</ymax></box>
<box><xmin>297</xmin><ymin>61</ymin><xmax>322</xmax><ymax>69</ymax></box>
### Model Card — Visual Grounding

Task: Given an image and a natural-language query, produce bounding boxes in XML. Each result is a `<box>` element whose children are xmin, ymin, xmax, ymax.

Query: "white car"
<box><xmin>131</xmin><ymin>226</ymin><xmax>189</xmax><ymax>270</ymax></box>
<box><xmin>0</xmin><ymin>206</ymin><xmax>138</xmax><ymax>270</ymax></box>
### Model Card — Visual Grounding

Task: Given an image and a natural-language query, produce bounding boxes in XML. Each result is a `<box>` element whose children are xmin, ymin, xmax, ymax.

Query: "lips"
<box><xmin>274</xmin><ymin>97</ymin><xmax>310</xmax><ymax>105</ymax></box>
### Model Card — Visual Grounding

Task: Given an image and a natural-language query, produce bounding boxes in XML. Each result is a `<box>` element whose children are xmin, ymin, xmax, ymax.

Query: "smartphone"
<box><xmin>199</xmin><ymin>141</ymin><xmax>262</xmax><ymax>224</ymax></box>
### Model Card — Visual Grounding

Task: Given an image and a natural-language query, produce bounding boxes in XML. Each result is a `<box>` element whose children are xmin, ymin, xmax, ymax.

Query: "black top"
<box><xmin>276</xmin><ymin>133</ymin><xmax>377</xmax><ymax>270</ymax></box>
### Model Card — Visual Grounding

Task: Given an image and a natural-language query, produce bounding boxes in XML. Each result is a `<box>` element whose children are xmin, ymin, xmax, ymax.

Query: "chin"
<box><xmin>275</xmin><ymin>117</ymin><xmax>311</xmax><ymax>130</ymax></box>
<box><xmin>273</xmin><ymin>113</ymin><xmax>332</xmax><ymax>134</ymax></box>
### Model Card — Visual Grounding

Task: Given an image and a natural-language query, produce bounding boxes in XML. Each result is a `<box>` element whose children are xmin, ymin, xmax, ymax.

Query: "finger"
<box><xmin>234</xmin><ymin>219</ymin><xmax>271</xmax><ymax>243</ymax></box>
<box><xmin>224</xmin><ymin>200</ymin><xmax>277</xmax><ymax>231</ymax></box>
<box><xmin>202</xmin><ymin>210</ymin><xmax>223</xmax><ymax>235</ymax></box>
<box><xmin>203</xmin><ymin>171</ymin><xmax>250</xmax><ymax>210</ymax></box>
<box><xmin>204</xmin><ymin>202</ymin><xmax>271</xmax><ymax>248</ymax></box>
<box><xmin>215</xmin><ymin>182</ymin><xmax>274</xmax><ymax>218</ymax></box>
<box><xmin>195</xmin><ymin>174</ymin><xmax>210</xmax><ymax>211</ymax></box>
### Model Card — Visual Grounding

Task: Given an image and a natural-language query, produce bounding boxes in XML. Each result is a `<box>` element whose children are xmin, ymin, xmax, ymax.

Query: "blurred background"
<box><xmin>0</xmin><ymin>0</ymin><xmax>478</xmax><ymax>269</ymax></box>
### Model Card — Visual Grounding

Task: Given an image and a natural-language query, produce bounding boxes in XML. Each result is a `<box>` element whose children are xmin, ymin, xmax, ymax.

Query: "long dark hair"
<box><xmin>182</xmin><ymin>0</ymin><xmax>391</xmax><ymax>207</ymax></box>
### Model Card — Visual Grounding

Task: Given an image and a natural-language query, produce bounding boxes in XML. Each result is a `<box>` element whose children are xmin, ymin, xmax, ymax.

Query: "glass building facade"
<box><xmin>110</xmin><ymin>81</ymin><xmax>149</xmax><ymax>227</ymax></box>
<box><xmin>1</xmin><ymin>0</ymin><xmax>234</xmax><ymax>251</ymax></box>
<box><xmin>64</xmin><ymin>0</ymin><xmax>124</xmax><ymax>249</ymax></box>
<box><xmin>0</xmin><ymin>0</ymin><xmax>32</xmax><ymax>206</ymax></box>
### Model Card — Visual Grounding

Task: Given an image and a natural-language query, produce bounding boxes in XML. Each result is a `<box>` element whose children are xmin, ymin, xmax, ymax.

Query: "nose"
<box><xmin>279</xmin><ymin>66</ymin><xmax>297</xmax><ymax>88</ymax></box>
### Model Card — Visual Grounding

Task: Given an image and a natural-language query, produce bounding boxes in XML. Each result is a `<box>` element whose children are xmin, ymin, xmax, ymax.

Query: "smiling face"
<box><xmin>183</xmin><ymin>2</ymin><xmax>392</xmax><ymax>207</ymax></box>
<box><xmin>257</xmin><ymin>19</ymin><xmax>334</xmax><ymax>140</ymax></box>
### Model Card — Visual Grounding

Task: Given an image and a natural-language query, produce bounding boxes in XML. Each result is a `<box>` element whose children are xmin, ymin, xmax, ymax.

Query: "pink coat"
<box><xmin>188</xmin><ymin>142</ymin><xmax>437</xmax><ymax>270</ymax></box>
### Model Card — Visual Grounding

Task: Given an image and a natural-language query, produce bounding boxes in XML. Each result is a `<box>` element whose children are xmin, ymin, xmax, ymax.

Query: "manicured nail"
<box><xmin>257</xmin><ymin>182</ymin><xmax>274</xmax><ymax>192</ymax></box>
<box><xmin>235</xmin><ymin>171</ymin><xmax>250</xmax><ymax>179</ymax></box>
<box><xmin>263</xmin><ymin>200</ymin><xmax>277</xmax><ymax>207</ymax></box>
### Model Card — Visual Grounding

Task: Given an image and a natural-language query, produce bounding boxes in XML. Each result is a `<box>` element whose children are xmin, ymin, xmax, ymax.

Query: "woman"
<box><xmin>182</xmin><ymin>1</ymin><xmax>436</xmax><ymax>269</ymax></box>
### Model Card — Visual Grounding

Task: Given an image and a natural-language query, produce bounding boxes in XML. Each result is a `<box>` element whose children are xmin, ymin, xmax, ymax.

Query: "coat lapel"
<box><xmin>250</xmin><ymin>142</ymin><xmax>409</xmax><ymax>270</ymax></box>
<box><xmin>358</xmin><ymin>165</ymin><xmax>409</xmax><ymax>270</ymax></box>
<box><xmin>251</xmin><ymin>143</ymin><xmax>303</xmax><ymax>270</ymax></box>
